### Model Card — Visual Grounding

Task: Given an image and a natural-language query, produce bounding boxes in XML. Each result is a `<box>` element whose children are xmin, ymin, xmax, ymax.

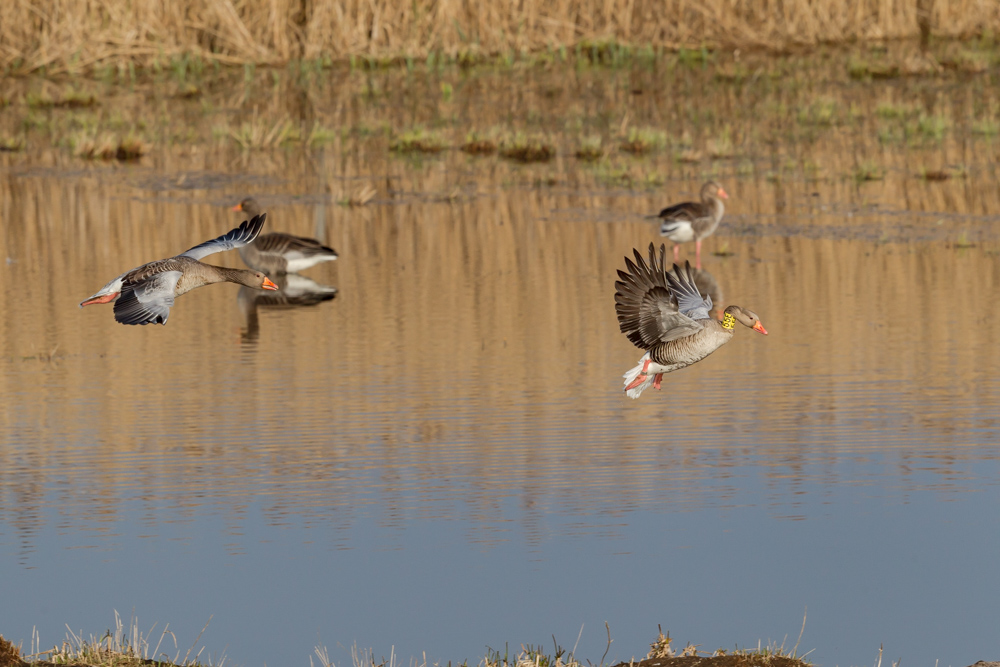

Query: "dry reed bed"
<box><xmin>2</xmin><ymin>0</ymin><xmax>999</xmax><ymax>74</ymax></box>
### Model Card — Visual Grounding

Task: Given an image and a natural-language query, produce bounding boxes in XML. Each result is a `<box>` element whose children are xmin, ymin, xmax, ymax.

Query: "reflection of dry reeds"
<box><xmin>72</xmin><ymin>132</ymin><xmax>148</xmax><ymax>160</ymax></box>
<box><xmin>336</xmin><ymin>183</ymin><xmax>378</xmax><ymax>207</ymax></box>
<box><xmin>72</xmin><ymin>132</ymin><xmax>118</xmax><ymax>160</ymax></box>
<box><xmin>2</xmin><ymin>0</ymin><xmax>998</xmax><ymax>73</ymax></box>
<box><xmin>223</xmin><ymin>111</ymin><xmax>298</xmax><ymax>150</ymax></box>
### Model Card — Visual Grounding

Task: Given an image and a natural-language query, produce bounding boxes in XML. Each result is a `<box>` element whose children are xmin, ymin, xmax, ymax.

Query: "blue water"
<box><xmin>5</xmin><ymin>444</ymin><xmax>999</xmax><ymax>667</ymax></box>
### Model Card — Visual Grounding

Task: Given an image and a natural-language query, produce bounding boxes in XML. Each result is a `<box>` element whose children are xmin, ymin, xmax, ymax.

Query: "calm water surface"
<box><xmin>1</xmin><ymin>55</ymin><xmax>999</xmax><ymax>667</ymax></box>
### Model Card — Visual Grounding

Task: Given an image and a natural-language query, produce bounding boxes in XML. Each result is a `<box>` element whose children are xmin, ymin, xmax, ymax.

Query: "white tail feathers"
<box><xmin>622</xmin><ymin>352</ymin><xmax>655</xmax><ymax>399</ymax></box>
<box><xmin>79</xmin><ymin>275</ymin><xmax>125</xmax><ymax>308</ymax></box>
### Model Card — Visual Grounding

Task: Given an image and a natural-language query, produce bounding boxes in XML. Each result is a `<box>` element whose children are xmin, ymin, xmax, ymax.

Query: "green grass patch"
<box><xmin>575</xmin><ymin>134</ymin><xmax>604</xmax><ymax>161</ymax></box>
<box><xmin>853</xmin><ymin>160</ymin><xmax>884</xmax><ymax>183</ymax></box>
<box><xmin>620</xmin><ymin>126</ymin><xmax>667</xmax><ymax>154</ymax></box>
<box><xmin>308</xmin><ymin>124</ymin><xmax>339</xmax><ymax>147</ymax></box>
<box><xmin>0</xmin><ymin>135</ymin><xmax>25</xmax><ymax>152</ymax></box>
<box><xmin>972</xmin><ymin>118</ymin><xmax>999</xmax><ymax>136</ymax></box>
<box><xmin>390</xmin><ymin>127</ymin><xmax>447</xmax><ymax>153</ymax></box>
<box><xmin>875</xmin><ymin>101</ymin><xmax>917</xmax><ymax>119</ymax></box>
<box><xmin>499</xmin><ymin>132</ymin><xmax>555</xmax><ymax>162</ymax></box>
<box><xmin>907</xmin><ymin>114</ymin><xmax>949</xmax><ymax>142</ymax></box>
<box><xmin>797</xmin><ymin>98</ymin><xmax>838</xmax><ymax>126</ymax></box>
<box><xmin>707</xmin><ymin>125</ymin><xmax>736</xmax><ymax>158</ymax></box>
<box><xmin>461</xmin><ymin>128</ymin><xmax>501</xmax><ymax>155</ymax></box>
<box><xmin>25</xmin><ymin>91</ymin><xmax>55</xmax><ymax>109</ymax></box>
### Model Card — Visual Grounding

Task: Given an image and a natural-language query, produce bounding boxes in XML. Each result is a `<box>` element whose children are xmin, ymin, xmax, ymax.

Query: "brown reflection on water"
<box><xmin>2</xmin><ymin>60</ymin><xmax>1000</xmax><ymax>552</ymax></box>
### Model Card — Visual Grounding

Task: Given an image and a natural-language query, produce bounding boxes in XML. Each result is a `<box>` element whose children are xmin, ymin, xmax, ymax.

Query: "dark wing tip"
<box><xmin>113</xmin><ymin>287</ymin><xmax>170</xmax><ymax>325</ymax></box>
<box><xmin>245</xmin><ymin>213</ymin><xmax>267</xmax><ymax>243</ymax></box>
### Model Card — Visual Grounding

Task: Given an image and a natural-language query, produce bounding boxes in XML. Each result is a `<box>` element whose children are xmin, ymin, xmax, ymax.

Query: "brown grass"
<box><xmin>0</xmin><ymin>635</ymin><xmax>20</xmax><ymax>667</ymax></box>
<box><xmin>2</xmin><ymin>0</ymin><xmax>998</xmax><ymax>73</ymax></box>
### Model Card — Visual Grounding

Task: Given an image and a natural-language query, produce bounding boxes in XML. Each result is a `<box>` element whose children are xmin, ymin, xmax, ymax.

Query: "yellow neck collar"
<box><xmin>721</xmin><ymin>312</ymin><xmax>736</xmax><ymax>330</ymax></box>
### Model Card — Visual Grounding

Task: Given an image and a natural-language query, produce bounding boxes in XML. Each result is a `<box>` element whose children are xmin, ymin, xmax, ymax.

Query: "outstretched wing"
<box><xmin>665</xmin><ymin>261</ymin><xmax>714</xmax><ymax>321</ymax></box>
<box><xmin>180</xmin><ymin>213</ymin><xmax>267</xmax><ymax>261</ymax></box>
<box><xmin>614</xmin><ymin>243</ymin><xmax>706</xmax><ymax>350</ymax></box>
<box><xmin>113</xmin><ymin>271</ymin><xmax>182</xmax><ymax>325</ymax></box>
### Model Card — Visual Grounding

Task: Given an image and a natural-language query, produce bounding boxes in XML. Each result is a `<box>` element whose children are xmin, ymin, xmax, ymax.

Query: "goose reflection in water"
<box><xmin>238</xmin><ymin>273</ymin><xmax>338</xmax><ymax>342</ymax></box>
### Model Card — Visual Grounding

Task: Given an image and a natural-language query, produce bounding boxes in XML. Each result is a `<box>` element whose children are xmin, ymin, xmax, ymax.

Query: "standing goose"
<box><xmin>232</xmin><ymin>198</ymin><xmax>338</xmax><ymax>274</ymax></box>
<box><xmin>615</xmin><ymin>243</ymin><xmax>767</xmax><ymax>399</ymax></box>
<box><xmin>654</xmin><ymin>180</ymin><xmax>728</xmax><ymax>269</ymax></box>
<box><xmin>80</xmin><ymin>214</ymin><xmax>279</xmax><ymax>325</ymax></box>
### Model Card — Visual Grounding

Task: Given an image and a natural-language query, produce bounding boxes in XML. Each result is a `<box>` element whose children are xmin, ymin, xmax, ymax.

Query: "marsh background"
<box><xmin>1</xmin><ymin>3</ymin><xmax>1000</xmax><ymax>667</ymax></box>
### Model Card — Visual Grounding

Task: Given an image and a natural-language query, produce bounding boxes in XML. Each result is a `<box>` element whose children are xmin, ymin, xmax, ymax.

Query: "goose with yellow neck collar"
<box><xmin>614</xmin><ymin>243</ymin><xmax>767</xmax><ymax>399</ymax></box>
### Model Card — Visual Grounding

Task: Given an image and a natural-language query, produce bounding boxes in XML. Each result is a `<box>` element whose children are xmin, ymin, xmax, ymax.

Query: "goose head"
<box><xmin>723</xmin><ymin>305</ymin><xmax>767</xmax><ymax>334</ymax></box>
<box><xmin>232</xmin><ymin>197</ymin><xmax>262</xmax><ymax>217</ymax></box>
<box><xmin>702</xmin><ymin>180</ymin><xmax>729</xmax><ymax>201</ymax></box>
<box><xmin>236</xmin><ymin>270</ymin><xmax>279</xmax><ymax>291</ymax></box>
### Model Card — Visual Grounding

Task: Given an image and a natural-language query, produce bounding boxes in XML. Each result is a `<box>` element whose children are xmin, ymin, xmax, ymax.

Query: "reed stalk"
<box><xmin>1</xmin><ymin>0</ymin><xmax>997</xmax><ymax>74</ymax></box>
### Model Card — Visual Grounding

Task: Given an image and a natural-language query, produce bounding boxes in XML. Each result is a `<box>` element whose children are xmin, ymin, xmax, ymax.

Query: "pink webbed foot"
<box><xmin>653</xmin><ymin>373</ymin><xmax>663</xmax><ymax>390</ymax></box>
<box><xmin>625</xmin><ymin>358</ymin><xmax>652</xmax><ymax>392</ymax></box>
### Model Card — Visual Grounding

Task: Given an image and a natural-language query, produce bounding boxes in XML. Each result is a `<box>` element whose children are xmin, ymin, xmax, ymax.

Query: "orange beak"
<box><xmin>752</xmin><ymin>321</ymin><xmax>768</xmax><ymax>335</ymax></box>
<box><xmin>262</xmin><ymin>277</ymin><xmax>279</xmax><ymax>291</ymax></box>
<box><xmin>231</xmin><ymin>203</ymin><xmax>243</xmax><ymax>211</ymax></box>
<box><xmin>718</xmin><ymin>187</ymin><xmax>729</xmax><ymax>199</ymax></box>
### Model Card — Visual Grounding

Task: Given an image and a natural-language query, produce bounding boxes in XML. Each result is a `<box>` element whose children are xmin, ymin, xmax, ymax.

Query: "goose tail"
<box><xmin>622</xmin><ymin>352</ymin><xmax>655</xmax><ymax>399</ymax></box>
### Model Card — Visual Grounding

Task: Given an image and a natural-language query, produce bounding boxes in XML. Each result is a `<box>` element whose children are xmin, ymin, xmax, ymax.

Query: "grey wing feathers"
<box><xmin>114</xmin><ymin>285</ymin><xmax>174</xmax><ymax>325</ymax></box>
<box><xmin>180</xmin><ymin>213</ymin><xmax>267</xmax><ymax>260</ymax></box>
<box><xmin>615</xmin><ymin>243</ymin><xmax>705</xmax><ymax>349</ymax></box>
<box><xmin>113</xmin><ymin>271</ymin><xmax>182</xmax><ymax>325</ymax></box>
<box><xmin>665</xmin><ymin>261</ymin><xmax>714</xmax><ymax>321</ymax></box>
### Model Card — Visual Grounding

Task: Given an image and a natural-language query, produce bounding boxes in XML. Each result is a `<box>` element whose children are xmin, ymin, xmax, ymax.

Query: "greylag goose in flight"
<box><xmin>615</xmin><ymin>243</ymin><xmax>766</xmax><ymax>398</ymax></box>
<box><xmin>232</xmin><ymin>198</ymin><xmax>338</xmax><ymax>274</ymax></box>
<box><xmin>80</xmin><ymin>214</ymin><xmax>278</xmax><ymax>325</ymax></box>
<box><xmin>654</xmin><ymin>180</ymin><xmax>728</xmax><ymax>269</ymax></box>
